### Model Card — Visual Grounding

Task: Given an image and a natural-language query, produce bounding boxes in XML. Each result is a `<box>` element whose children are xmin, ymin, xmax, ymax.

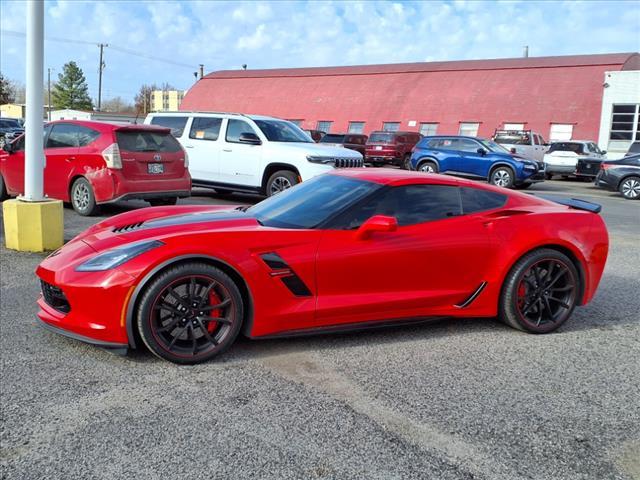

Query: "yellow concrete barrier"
<box><xmin>2</xmin><ymin>199</ymin><xmax>64</xmax><ymax>252</ymax></box>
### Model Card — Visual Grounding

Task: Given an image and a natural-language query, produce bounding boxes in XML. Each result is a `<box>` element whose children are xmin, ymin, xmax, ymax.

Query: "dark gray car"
<box><xmin>595</xmin><ymin>154</ymin><xmax>640</xmax><ymax>199</ymax></box>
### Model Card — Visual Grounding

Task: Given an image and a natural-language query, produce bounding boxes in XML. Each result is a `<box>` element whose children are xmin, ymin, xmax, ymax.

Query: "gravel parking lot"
<box><xmin>1</xmin><ymin>179</ymin><xmax>639</xmax><ymax>480</ymax></box>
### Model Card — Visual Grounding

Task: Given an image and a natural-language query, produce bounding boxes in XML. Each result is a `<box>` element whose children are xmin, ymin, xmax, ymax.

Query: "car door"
<box><xmin>428</xmin><ymin>138</ymin><xmax>462</xmax><ymax>172</ymax></box>
<box><xmin>181</xmin><ymin>116</ymin><xmax>223</xmax><ymax>182</ymax></box>
<box><xmin>314</xmin><ymin>184</ymin><xmax>497</xmax><ymax>327</ymax></box>
<box><xmin>43</xmin><ymin>123</ymin><xmax>81</xmax><ymax>200</ymax></box>
<box><xmin>458</xmin><ymin>138</ymin><xmax>490</xmax><ymax>177</ymax></box>
<box><xmin>219</xmin><ymin>118</ymin><xmax>262</xmax><ymax>187</ymax></box>
<box><xmin>1</xmin><ymin>126</ymin><xmax>51</xmax><ymax>196</ymax></box>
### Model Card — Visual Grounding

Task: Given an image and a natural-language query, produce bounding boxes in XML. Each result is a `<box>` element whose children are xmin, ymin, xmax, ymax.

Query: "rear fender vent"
<box><xmin>112</xmin><ymin>221</ymin><xmax>144</xmax><ymax>233</ymax></box>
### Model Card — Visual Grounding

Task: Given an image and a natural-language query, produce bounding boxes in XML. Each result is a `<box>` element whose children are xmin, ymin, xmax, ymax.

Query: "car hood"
<box><xmin>74</xmin><ymin>205</ymin><xmax>259</xmax><ymax>252</ymax></box>
<box><xmin>272</xmin><ymin>142</ymin><xmax>362</xmax><ymax>158</ymax></box>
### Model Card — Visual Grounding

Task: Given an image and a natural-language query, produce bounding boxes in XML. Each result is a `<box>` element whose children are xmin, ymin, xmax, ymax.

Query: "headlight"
<box><xmin>76</xmin><ymin>240</ymin><xmax>163</xmax><ymax>272</ymax></box>
<box><xmin>306</xmin><ymin>155</ymin><xmax>335</xmax><ymax>165</ymax></box>
<box><xmin>523</xmin><ymin>163</ymin><xmax>536</xmax><ymax>170</ymax></box>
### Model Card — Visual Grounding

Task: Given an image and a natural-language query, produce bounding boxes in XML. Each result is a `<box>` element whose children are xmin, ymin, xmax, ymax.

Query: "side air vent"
<box><xmin>259</xmin><ymin>252</ymin><xmax>312</xmax><ymax>297</ymax></box>
<box><xmin>112</xmin><ymin>221</ymin><xmax>144</xmax><ymax>233</ymax></box>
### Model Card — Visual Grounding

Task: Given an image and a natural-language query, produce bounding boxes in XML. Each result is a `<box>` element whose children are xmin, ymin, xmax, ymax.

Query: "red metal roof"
<box><xmin>205</xmin><ymin>53</ymin><xmax>639</xmax><ymax>79</ymax></box>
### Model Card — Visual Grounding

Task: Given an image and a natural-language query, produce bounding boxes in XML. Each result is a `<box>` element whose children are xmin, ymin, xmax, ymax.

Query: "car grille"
<box><xmin>41</xmin><ymin>280</ymin><xmax>71</xmax><ymax>314</ymax></box>
<box><xmin>334</xmin><ymin>158</ymin><xmax>364</xmax><ymax>168</ymax></box>
<box><xmin>112</xmin><ymin>221</ymin><xmax>144</xmax><ymax>233</ymax></box>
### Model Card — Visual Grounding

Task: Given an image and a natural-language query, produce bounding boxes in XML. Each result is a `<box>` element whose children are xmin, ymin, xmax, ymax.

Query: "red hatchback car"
<box><xmin>0</xmin><ymin>120</ymin><xmax>191</xmax><ymax>215</ymax></box>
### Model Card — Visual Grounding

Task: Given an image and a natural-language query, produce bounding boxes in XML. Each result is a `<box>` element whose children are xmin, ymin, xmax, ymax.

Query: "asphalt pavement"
<box><xmin>1</xmin><ymin>178</ymin><xmax>639</xmax><ymax>480</ymax></box>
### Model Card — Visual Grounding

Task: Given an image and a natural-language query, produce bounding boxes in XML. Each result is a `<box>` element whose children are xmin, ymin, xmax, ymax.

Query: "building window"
<box><xmin>549</xmin><ymin>124</ymin><xmax>574</xmax><ymax>141</ymax></box>
<box><xmin>348</xmin><ymin>122</ymin><xmax>365</xmax><ymax>134</ymax></box>
<box><xmin>610</xmin><ymin>104</ymin><xmax>639</xmax><ymax>141</ymax></box>
<box><xmin>503</xmin><ymin>123</ymin><xmax>525</xmax><ymax>130</ymax></box>
<box><xmin>459</xmin><ymin>122</ymin><xmax>480</xmax><ymax>137</ymax></box>
<box><xmin>287</xmin><ymin>119</ymin><xmax>303</xmax><ymax>127</ymax></box>
<box><xmin>419</xmin><ymin>123</ymin><xmax>438</xmax><ymax>136</ymax></box>
<box><xmin>316</xmin><ymin>121</ymin><xmax>332</xmax><ymax>133</ymax></box>
<box><xmin>382</xmin><ymin>122</ymin><xmax>400</xmax><ymax>132</ymax></box>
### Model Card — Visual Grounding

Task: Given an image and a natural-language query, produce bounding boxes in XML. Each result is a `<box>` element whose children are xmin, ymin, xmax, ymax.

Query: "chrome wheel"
<box><xmin>73</xmin><ymin>183</ymin><xmax>90</xmax><ymax>211</ymax></box>
<box><xmin>491</xmin><ymin>168</ymin><xmax>513</xmax><ymax>188</ymax></box>
<box><xmin>620</xmin><ymin>177</ymin><xmax>640</xmax><ymax>199</ymax></box>
<box><xmin>419</xmin><ymin>162</ymin><xmax>436</xmax><ymax>173</ymax></box>
<box><xmin>270</xmin><ymin>176</ymin><xmax>292</xmax><ymax>195</ymax></box>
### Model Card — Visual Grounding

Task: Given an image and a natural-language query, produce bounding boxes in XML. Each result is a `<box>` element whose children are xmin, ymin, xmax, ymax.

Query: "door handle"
<box><xmin>66</xmin><ymin>156</ymin><xmax>76</xmax><ymax>162</ymax></box>
<box><xmin>184</xmin><ymin>145</ymin><xmax>194</xmax><ymax>149</ymax></box>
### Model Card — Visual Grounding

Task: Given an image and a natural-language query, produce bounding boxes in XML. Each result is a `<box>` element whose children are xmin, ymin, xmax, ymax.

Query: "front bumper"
<box><xmin>520</xmin><ymin>170</ymin><xmax>546</xmax><ymax>184</ymax></box>
<box><xmin>37</xmin><ymin>316</ymin><xmax>128</xmax><ymax>354</ymax></box>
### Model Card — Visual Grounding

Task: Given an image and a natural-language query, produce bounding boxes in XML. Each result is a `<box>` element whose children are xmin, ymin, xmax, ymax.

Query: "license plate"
<box><xmin>375</xmin><ymin>146</ymin><xmax>383</xmax><ymax>150</ymax></box>
<box><xmin>148</xmin><ymin>163</ymin><xmax>164</xmax><ymax>174</ymax></box>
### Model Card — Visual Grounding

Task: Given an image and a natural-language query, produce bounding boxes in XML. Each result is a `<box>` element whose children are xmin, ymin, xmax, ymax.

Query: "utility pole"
<box><xmin>97</xmin><ymin>43</ymin><xmax>108</xmax><ymax>111</ymax></box>
<box><xmin>47</xmin><ymin>67</ymin><xmax>52</xmax><ymax>121</ymax></box>
<box><xmin>199</xmin><ymin>64</ymin><xmax>204</xmax><ymax>79</ymax></box>
<box><xmin>523</xmin><ymin>45</ymin><xmax>529</xmax><ymax>58</ymax></box>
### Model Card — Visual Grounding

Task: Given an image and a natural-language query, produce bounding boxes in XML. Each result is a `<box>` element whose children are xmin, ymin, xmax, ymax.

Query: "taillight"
<box><xmin>102</xmin><ymin>143</ymin><xmax>122</xmax><ymax>169</ymax></box>
<box><xmin>183</xmin><ymin>150</ymin><xmax>189</xmax><ymax>168</ymax></box>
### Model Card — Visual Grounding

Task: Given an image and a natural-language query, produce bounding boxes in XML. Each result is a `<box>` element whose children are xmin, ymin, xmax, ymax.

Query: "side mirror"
<box><xmin>355</xmin><ymin>215</ymin><xmax>398</xmax><ymax>240</ymax></box>
<box><xmin>510</xmin><ymin>147</ymin><xmax>517</xmax><ymax>154</ymax></box>
<box><xmin>238</xmin><ymin>132</ymin><xmax>261</xmax><ymax>145</ymax></box>
<box><xmin>476</xmin><ymin>147</ymin><xmax>487</xmax><ymax>156</ymax></box>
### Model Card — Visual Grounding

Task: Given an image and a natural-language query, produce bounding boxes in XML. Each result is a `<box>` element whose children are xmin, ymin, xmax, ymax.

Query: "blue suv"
<box><xmin>409</xmin><ymin>136</ymin><xmax>545</xmax><ymax>189</ymax></box>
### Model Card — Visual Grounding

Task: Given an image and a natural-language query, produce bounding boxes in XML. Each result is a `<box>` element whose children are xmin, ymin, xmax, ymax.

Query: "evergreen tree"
<box><xmin>0</xmin><ymin>72</ymin><xmax>16</xmax><ymax>104</ymax></box>
<box><xmin>51</xmin><ymin>61</ymin><xmax>93</xmax><ymax>110</ymax></box>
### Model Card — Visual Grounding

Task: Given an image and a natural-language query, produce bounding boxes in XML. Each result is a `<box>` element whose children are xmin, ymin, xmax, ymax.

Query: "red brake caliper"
<box><xmin>517</xmin><ymin>282</ymin><xmax>526</xmax><ymax>309</ymax></box>
<box><xmin>207</xmin><ymin>290</ymin><xmax>222</xmax><ymax>333</ymax></box>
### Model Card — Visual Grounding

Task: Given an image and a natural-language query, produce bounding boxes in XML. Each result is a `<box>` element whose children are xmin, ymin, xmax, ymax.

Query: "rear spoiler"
<box><xmin>538</xmin><ymin>195</ymin><xmax>602</xmax><ymax>214</ymax></box>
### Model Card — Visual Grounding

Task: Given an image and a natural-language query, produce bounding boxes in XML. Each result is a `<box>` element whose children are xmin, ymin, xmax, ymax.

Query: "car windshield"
<box><xmin>494</xmin><ymin>132</ymin><xmax>531</xmax><ymax>145</ymax></box>
<box><xmin>253</xmin><ymin>119</ymin><xmax>313</xmax><ymax>143</ymax></box>
<box><xmin>320</xmin><ymin>134</ymin><xmax>346</xmax><ymax>143</ymax></box>
<box><xmin>480</xmin><ymin>139</ymin><xmax>510</xmax><ymax>153</ymax></box>
<box><xmin>368</xmin><ymin>132</ymin><xmax>394</xmax><ymax>144</ymax></box>
<box><xmin>247</xmin><ymin>175</ymin><xmax>380</xmax><ymax>229</ymax></box>
<box><xmin>0</xmin><ymin>119</ymin><xmax>22</xmax><ymax>129</ymax></box>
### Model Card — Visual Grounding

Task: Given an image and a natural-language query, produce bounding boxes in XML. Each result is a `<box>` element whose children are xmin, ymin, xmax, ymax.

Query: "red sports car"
<box><xmin>36</xmin><ymin>169</ymin><xmax>609</xmax><ymax>364</ymax></box>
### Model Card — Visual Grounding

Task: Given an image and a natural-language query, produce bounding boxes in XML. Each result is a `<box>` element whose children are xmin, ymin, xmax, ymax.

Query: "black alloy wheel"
<box><xmin>137</xmin><ymin>263</ymin><xmax>243</xmax><ymax>364</ymax></box>
<box><xmin>499</xmin><ymin>249</ymin><xmax>579</xmax><ymax>333</ymax></box>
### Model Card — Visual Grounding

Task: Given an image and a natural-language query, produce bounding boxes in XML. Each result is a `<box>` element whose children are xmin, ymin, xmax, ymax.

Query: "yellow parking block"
<box><xmin>2</xmin><ymin>199</ymin><xmax>64</xmax><ymax>252</ymax></box>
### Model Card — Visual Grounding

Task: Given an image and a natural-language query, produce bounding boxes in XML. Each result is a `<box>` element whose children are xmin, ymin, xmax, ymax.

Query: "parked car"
<box><xmin>304</xmin><ymin>129</ymin><xmax>325</xmax><ymax>143</ymax></box>
<box><xmin>492</xmin><ymin>130</ymin><xmax>548</xmax><ymax>162</ymax></box>
<box><xmin>409</xmin><ymin>135</ymin><xmax>545</xmax><ymax>189</ymax></box>
<box><xmin>319</xmin><ymin>133</ymin><xmax>368</xmax><ymax>156</ymax></box>
<box><xmin>145</xmin><ymin>112</ymin><xmax>363</xmax><ymax>197</ymax></box>
<box><xmin>0</xmin><ymin>118</ymin><xmax>25</xmax><ymax>148</ymax></box>
<box><xmin>364</xmin><ymin>131</ymin><xmax>422</xmax><ymax>168</ymax></box>
<box><xmin>625</xmin><ymin>141</ymin><xmax>640</xmax><ymax>157</ymax></box>
<box><xmin>595</xmin><ymin>154</ymin><xmax>640</xmax><ymax>199</ymax></box>
<box><xmin>0</xmin><ymin>120</ymin><xmax>191</xmax><ymax>215</ymax></box>
<box><xmin>543</xmin><ymin>141</ymin><xmax>607</xmax><ymax>179</ymax></box>
<box><xmin>35</xmin><ymin>169</ymin><xmax>608</xmax><ymax>364</ymax></box>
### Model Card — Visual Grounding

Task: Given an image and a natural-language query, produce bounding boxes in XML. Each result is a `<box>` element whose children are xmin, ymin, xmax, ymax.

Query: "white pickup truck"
<box><xmin>492</xmin><ymin>130</ymin><xmax>549</xmax><ymax>162</ymax></box>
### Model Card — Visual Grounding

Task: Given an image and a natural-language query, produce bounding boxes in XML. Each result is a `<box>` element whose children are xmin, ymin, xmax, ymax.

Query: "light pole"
<box><xmin>97</xmin><ymin>43</ymin><xmax>108</xmax><ymax>111</ymax></box>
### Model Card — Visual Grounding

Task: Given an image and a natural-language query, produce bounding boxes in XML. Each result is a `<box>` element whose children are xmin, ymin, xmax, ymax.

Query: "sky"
<box><xmin>1</xmin><ymin>0</ymin><xmax>639</xmax><ymax>104</ymax></box>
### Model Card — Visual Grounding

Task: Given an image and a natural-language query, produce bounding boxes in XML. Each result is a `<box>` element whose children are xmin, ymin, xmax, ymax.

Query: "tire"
<box><xmin>514</xmin><ymin>183</ymin><xmax>532</xmax><ymax>190</ymax></box>
<box><xmin>136</xmin><ymin>262</ymin><xmax>244</xmax><ymax>364</ymax></box>
<box><xmin>402</xmin><ymin>154</ymin><xmax>411</xmax><ymax>170</ymax></box>
<box><xmin>418</xmin><ymin>160</ymin><xmax>438</xmax><ymax>173</ymax></box>
<box><xmin>148</xmin><ymin>197</ymin><xmax>178</xmax><ymax>207</ymax></box>
<box><xmin>70</xmin><ymin>177</ymin><xmax>99</xmax><ymax>216</ymax></box>
<box><xmin>0</xmin><ymin>174</ymin><xmax>8</xmax><ymax>201</ymax></box>
<box><xmin>499</xmin><ymin>248</ymin><xmax>580</xmax><ymax>334</ymax></box>
<box><xmin>619</xmin><ymin>176</ymin><xmax>640</xmax><ymax>200</ymax></box>
<box><xmin>489</xmin><ymin>166</ymin><xmax>515</xmax><ymax>188</ymax></box>
<box><xmin>266</xmin><ymin>170</ymin><xmax>298</xmax><ymax>196</ymax></box>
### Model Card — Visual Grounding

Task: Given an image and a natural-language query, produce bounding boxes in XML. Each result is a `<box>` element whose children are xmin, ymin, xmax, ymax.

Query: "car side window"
<box><xmin>226</xmin><ymin>119</ymin><xmax>257</xmax><ymax>143</ymax></box>
<box><xmin>458</xmin><ymin>139</ymin><xmax>481</xmax><ymax>153</ymax></box>
<box><xmin>189</xmin><ymin>117</ymin><xmax>222</xmax><ymax>141</ymax></box>
<box><xmin>149</xmin><ymin>116</ymin><xmax>188</xmax><ymax>137</ymax></box>
<box><xmin>46</xmin><ymin>124</ymin><xmax>81</xmax><ymax>148</ymax></box>
<box><xmin>461</xmin><ymin>187</ymin><xmax>507</xmax><ymax>214</ymax></box>
<box><xmin>76</xmin><ymin>126</ymin><xmax>101</xmax><ymax>147</ymax></box>
<box><xmin>332</xmin><ymin>185</ymin><xmax>462</xmax><ymax>229</ymax></box>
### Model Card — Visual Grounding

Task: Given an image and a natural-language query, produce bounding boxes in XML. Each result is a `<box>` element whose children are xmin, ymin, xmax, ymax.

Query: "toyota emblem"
<box><xmin>153</xmin><ymin>154</ymin><xmax>162</xmax><ymax>161</ymax></box>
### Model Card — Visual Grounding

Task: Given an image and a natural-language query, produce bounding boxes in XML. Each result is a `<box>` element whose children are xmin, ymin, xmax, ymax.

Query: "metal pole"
<box><xmin>199</xmin><ymin>64</ymin><xmax>204</xmax><ymax>79</ymax></box>
<box><xmin>97</xmin><ymin>43</ymin><xmax>105</xmax><ymax>111</ymax></box>
<box><xmin>47</xmin><ymin>67</ymin><xmax>51</xmax><ymax>121</ymax></box>
<box><xmin>523</xmin><ymin>45</ymin><xmax>529</xmax><ymax>58</ymax></box>
<box><xmin>24</xmin><ymin>0</ymin><xmax>45</xmax><ymax>202</ymax></box>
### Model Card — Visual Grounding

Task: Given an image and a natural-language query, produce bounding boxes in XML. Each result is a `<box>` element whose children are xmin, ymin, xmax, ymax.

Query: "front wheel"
<box><xmin>418</xmin><ymin>160</ymin><xmax>438</xmax><ymax>173</ymax></box>
<box><xmin>137</xmin><ymin>262</ymin><xmax>244</xmax><ymax>364</ymax></box>
<box><xmin>70</xmin><ymin>177</ymin><xmax>99</xmax><ymax>216</ymax></box>
<box><xmin>489</xmin><ymin>166</ymin><xmax>515</xmax><ymax>188</ymax></box>
<box><xmin>266</xmin><ymin>170</ymin><xmax>298</xmax><ymax>196</ymax></box>
<box><xmin>619</xmin><ymin>176</ymin><xmax>640</xmax><ymax>200</ymax></box>
<box><xmin>499</xmin><ymin>249</ymin><xmax>579</xmax><ymax>333</ymax></box>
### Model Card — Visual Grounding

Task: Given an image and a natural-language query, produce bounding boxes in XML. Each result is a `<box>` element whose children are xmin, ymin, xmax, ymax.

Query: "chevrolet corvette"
<box><xmin>36</xmin><ymin>169</ymin><xmax>609</xmax><ymax>364</ymax></box>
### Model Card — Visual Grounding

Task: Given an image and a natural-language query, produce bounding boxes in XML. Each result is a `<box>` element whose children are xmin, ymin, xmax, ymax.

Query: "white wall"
<box><xmin>49</xmin><ymin>109</ymin><xmax>92</xmax><ymax>121</ymax></box>
<box><xmin>598</xmin><ymin>71</ymin><xmax>640</xmax><ymax>159</ymax></box>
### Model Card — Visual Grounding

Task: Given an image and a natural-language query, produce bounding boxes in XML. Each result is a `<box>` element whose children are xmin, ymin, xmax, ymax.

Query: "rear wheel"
<box><xmin>489</xmin><ymin>166</ymin><xmax>515</xmax><ymax>188</ymax></box>
<box><xmin>499</xmin><ymin>249</ymin><xmax>579</xmax><ymax>333</ymax></box>
<box><xmin>0</xmin><ymin>174</ymin><xmax>8</xmax><ymax>201</ymax></box>
<box><xmin>402</xmin><ymin>154</ymin><xmax>411</xmax><ymax>170</ymax></box>
<box><xmin>137</xmin><ymin>262</ymin><xmax>244</xmax><ymax>364</ymax></box>
<box><xmin>148</xmin><ymin>197</ymin><xmax>178</xmax><ymax>207</ymax></box>
<box><xmin>266</xmin><ymin>170</ymin><xmax>298</xmax><ymax>196</ymax></box>
<box><xmin>70</xmin><ymin>177</ymin><xmax>99</xmax><ymax>216</ymax></box>
<box><xmin>418</xmin><ymin>160</ymin><xmax>438</xmax><ymax>173</ymax></box>
<box><xmin>619</xmin><ymin>176</ymin><xmax>640</xmax><ymax>200</ymax></box>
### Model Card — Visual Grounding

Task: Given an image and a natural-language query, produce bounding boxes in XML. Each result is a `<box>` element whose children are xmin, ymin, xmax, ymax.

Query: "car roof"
<box><xmin>47</xmin><ymin>119</ymin><xmax>169</xmax><ymax>132</ymax></box>
<box><xmin>369</xmin><ymin>130</ymin><xmax>419</xmax><ymax>135</ymax></box>
<box><xmin>146</xmin><ymin>111</ymin><xmax>282</xmax><ymax>121</ymax></box>
<box><xmin>422</xmin><ymin>135</ymin><xmax>481</xmax><ymax>141</ymax></box>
